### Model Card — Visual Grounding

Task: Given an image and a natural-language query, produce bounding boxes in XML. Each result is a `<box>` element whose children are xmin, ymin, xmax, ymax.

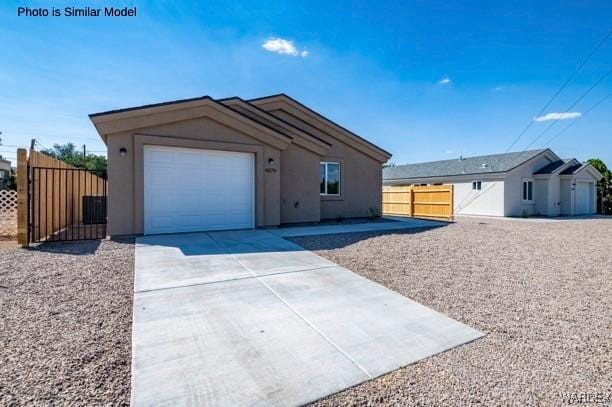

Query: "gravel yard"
<box><xmin>0</xmin><ymin>238</ymin><xmax>134</xmax><ymax>406</ymax></box>
<box><xmin>1</xmin><ymin>218</ymin><xmax>609</xmax><ymax>406</ymax></box>
<box><xmin>290</xmin><ymin>217</ymin><xmax>612</xmax><ymax>406</ymax></box>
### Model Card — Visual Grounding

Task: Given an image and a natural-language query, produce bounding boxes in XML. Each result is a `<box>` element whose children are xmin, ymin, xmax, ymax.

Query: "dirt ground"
<box><xmin>0</xmin><ymin>238</ymin><xmax>134</xmax><ymax>406</ymax></box>
<box><xmin>1</xmin><ymin>217</ymin><xmax>610</xmax><ymax>406</ymax></box>
<box><xmin>290</xmin><ymin>217</ymin><xmax>612</xmax><ymax>406</ymax></box>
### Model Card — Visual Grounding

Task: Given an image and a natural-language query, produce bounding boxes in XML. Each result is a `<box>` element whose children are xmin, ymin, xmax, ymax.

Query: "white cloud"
<box><xmin>493</xmin><ymin>86</ymin><xmax>504</xmax><ymax>92</ymax></box>
<box><xmin>262</xmin><ymin>38</ymin><xmax>308</xmax><ymax>57</ymax></box>
<box><xmin>438</xmin><ymin>76</ymin><xmax>451</xmax><ymax>85</ymax></box>
<box><xmin>533</xmin><ymin>112</ymin><xmax>582</xmax><ymax>122</ymax></box>
<box><xmin>444</xmin><ymin>149</ymin><xmax>454</xmax><ymax>154</ymax></box>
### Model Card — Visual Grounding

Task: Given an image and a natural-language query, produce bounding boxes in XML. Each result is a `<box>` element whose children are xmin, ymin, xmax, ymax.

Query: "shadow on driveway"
<box><xmin>26</xmin><ymin>237</ymin><xmax>132</xmax><ymax>255</ymax></box>
<box><xmin>287</xmin><ymin>225</ymin><xmax>447</xmax><ymax>251</ymax></box>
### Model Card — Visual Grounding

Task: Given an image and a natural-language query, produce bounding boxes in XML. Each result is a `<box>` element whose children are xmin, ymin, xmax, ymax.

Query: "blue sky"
<box><xmin>1</xmin><ymin>0</ymin><xmax>611</xmax><ymax>166</ymax></box>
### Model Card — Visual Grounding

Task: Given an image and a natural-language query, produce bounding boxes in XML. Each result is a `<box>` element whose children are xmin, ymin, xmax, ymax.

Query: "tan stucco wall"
<box><xmin>105</xmin><ymin>116</ymin><xmax>280</xmax><ymax>236</ymax></box>
<box><xmin>269</xmin><ymin>109</ymin><xmax>383</xmax><ymax>219</ymax></box>
<box><xmin>280</xmin><ymin>144</ymin><xmax>321</xmax><ymax>223</ymax></box>
<box><xmin>100</xmin><ymin>97</ymin><xmax>389</xmax><ymax>235</ymax></box>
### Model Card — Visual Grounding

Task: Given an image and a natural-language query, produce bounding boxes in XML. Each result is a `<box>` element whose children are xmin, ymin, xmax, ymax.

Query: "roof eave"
<box><xmin>218</xmin><ymin>97</ymin><xmax>332</xmax><ymax>156</ymax></box>
<box><xmin>248</xmin><ymin>93</ymin><xmax>392</xmax><ymax>162</ymax></box>
<box><xmin>89</xmin><ymin>97</ymin><xmax>293</xmax><ymax>149</ymax></box>
<box><xmin>383</xmin><ymin>170</ymin><xmax>509</xmax><ymax>183</ymax></box>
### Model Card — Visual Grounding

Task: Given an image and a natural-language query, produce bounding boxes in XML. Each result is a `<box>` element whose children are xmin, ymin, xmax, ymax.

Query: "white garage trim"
<box><xmin>144</xmin><ymin>145</ymin><xmax>255</xmax><ymax>235</ymax></box>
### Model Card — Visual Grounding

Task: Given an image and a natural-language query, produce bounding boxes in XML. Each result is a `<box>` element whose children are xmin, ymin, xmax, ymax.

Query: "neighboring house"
<box><xmin>383</xmin><ymin>149</ymin><xmax>602</xmax><ymax>217</ymax></box>
<box><xmin>90</xmin><ymin>94</ymin><xmax>391</xmax><ymax>236</ymax></box>
<box><xmin>0</xmin><ymin>157</ymin><xmax>11</xmax><ymax>190</ymax></box>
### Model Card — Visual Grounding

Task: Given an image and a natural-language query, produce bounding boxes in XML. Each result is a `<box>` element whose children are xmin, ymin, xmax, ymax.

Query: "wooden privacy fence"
<box><xmin>17</xmin><ymin>149</ymin><xmax>107</xmax><ymax>246</ymax></box>
<box><xmin>382</xmin><ymin>185</ymin><xmax>454</xmax><ymax>219</ymax></box>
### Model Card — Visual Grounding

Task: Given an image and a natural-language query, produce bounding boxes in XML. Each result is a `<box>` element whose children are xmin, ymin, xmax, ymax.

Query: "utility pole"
<box><xmin>83</xmin><ymin>144</ymin><xmax>86</xmax><ymax>160</ymax></box>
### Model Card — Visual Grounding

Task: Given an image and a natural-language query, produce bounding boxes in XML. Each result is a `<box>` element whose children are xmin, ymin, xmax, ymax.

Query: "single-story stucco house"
<box><xmin>383</xmin><ymin>149</ymin><xmax>602</xmax><ymax>217</ymax></box>
<box><xmin>90</xmin><ymin>94</ymin><xmax>391</xmax><ymax>236</ymax></box>
<box><xmin>0</xmin><ymin>156</ymin><xmax>12</xmax><ymax>190</ymax></box>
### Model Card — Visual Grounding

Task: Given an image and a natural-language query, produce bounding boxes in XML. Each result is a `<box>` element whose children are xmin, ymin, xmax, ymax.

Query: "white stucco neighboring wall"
<box><xmin>534</xmin><ymin>179</ymin><xmax>549</xmax><ymax>215</ymax></box>
<box><xmin>533</xmin><ymin>174</ymin><xmax>563</xmax><ymax>216</ymax></box>
<box><xmin>574</xmin><ymin>170</ymin><xmax>599</xmax><ymax>214</ymax></box>
<box><xmin>382</xmin><ymin>150</ymin><xmax>602</xmax><ymax>218</ymax></box>
<box><xmin>504</xmin><ymin>152</ymin><xmax>557</xmax><ymax>216</ymax></box>
<box><xmin>453</xmin><ymin>178</ymin><xmax>505</xmax><ymax>216</ymax></box>
<box><xmin>559</xmin><ymin>167</ymin><xmax>601</xmax><ymax>215</ymax></box>
<box><xmin>560</xmin><ymin>178</ymin><xmax>572</xmax><ymax>215</ymax></box>
<box><xmin>547</xmin><ymin>175</ymin><xmax>561</xmax><ymax>216</ymax></box>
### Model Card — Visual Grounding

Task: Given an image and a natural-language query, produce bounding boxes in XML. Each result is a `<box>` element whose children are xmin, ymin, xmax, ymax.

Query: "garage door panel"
<box><xmin>175</xmin><ymin>197</ymin><xmax>202</xmax><ymax>213</ymax></box>
<box><xmin>230</xmin><ymin>176</ymin><xmax>250</xmax><ymax>190</ymax></box>
<box><xmin>145</xmin><ymin>146</ymin><xmax>254</xmax><ymax>235</ymax></box>
<box><xmin>206</xmin><ymin>182</ymin><xmax>228</xmax><ymax>195</ymax></box>
<box><xmin>229</xmin><ymin>196</ymin><xmax>251</xmax><ymax>210</ymax></box>
<box><xmin>149</xmin><ymin>149</ymin><xmax>174</xmax><ymax>163</ymax></box>
<box><xmin>207</xmin><ymin>199</ymin><xmax>227</xmax><ymax>212</ymax></box>
<box><xmin>230</xmin><ymin>213</ymin><xmax>251</xmax><ymax>226</ymax></box>
<box><xmin>206</xmin><ymin>154</ymin><xmax>230</xmax><ymax>169</ymax></box>
<box><xmin>175</xmin><ymin>215</ymin><xmax>205</xmax><ymax>228</ymax></box>
<box><xmin>149</xmin><ymin>168</ymin><xmax>175</xmax><ymax>186</ymax></box>
<box><xmin>148</xmin><ymin>193</ymin><xmax>175</xmax><ymax>213</ymax></box>
<box><xmin>207</xmin><ymin>213</ymin><xmax>228</xmax><ymax>228</ymax></box>
<box><xmin>150</xmin><ymin>215</ymin><xmax>174</xmax><ymax>230</ymax></box>
<box><xmin>575</xmin><ymin>182</ymin><xmax>591</xmax><ymax>215</ymax></box>
<box><xmin>174</xmin><ymin>151</ymin><xmax>202</xmax><ymax>166</ymax></box>
<box><xmin>173</xmin><ymin>169</ymin><xmax>201</xmax><ymax>185</ymax></box>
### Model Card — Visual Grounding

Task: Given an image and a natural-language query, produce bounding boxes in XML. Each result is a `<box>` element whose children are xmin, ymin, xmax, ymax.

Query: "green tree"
<box><xmin>41</xmin><ymin>143</ymin><xmax>107</xmax><ymax>171</ymax></box>
<box><xmin>6</xmin><ymin>171</ymin><xmax>17</xmax><ymax>191</ymax></box>
<box><xmin>587</xmin><ymin>158</ymin><xmax>612</xmax><ymax>214</ymax></box>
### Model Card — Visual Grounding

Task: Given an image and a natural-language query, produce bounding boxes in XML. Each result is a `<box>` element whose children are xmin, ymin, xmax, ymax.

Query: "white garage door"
<box><xmin>575</xmin><ymin>181</ymin><xmax>592</xmax><ymax>215</ymax></box>
<box><xmin>144</xmin><ymin>146</ymin><xmax>254</xmax><ymax>234</ymax></box>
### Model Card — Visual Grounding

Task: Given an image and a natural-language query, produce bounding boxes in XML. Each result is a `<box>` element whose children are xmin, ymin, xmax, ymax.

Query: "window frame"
<box><xmin>320</xmin><ymin>161</ymin><xmax>341</xmax><ymax>196</ymax></box>
<box><xmin>472</xmin><ymin>180</ymin><xmax>482</xmax><ymax>191</ymax></box>
<box><xmin>522</xmin><ymin>179</ymin><xmax>534</xmax><ymax>202</ymax></box>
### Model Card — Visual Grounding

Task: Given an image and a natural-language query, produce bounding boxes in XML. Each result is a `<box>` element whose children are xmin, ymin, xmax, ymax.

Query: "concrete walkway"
<box><xmin>132</xmin><ymin>220</ymin><xmax>482</xmax><ymax>406</ymax></box>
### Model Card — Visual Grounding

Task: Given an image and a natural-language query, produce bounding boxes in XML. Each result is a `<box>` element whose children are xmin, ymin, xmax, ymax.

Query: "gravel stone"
<box><xmin>289</xmin><ymin>217</ymin><xmax>611</xmax><ymax>407</ymax></box>
<box><xmin>2</xmin><ymin>218</ymin><xmax>610</xmax><ymax>406</ymax></box>
<box><xmin>0</xmin><ymin>238</ymin><xmax>134</xmax><ymax>406</ymax></box>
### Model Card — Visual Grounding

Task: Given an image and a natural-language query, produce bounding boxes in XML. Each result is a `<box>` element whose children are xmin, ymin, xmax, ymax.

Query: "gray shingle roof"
<box><xmin>383</xmin><ymin>149</ymin><xmax>548</xmax><ymax>180</ymax></box>
<box><xmin>560</xmin><ymin>163</ymin><xmax>585</xmax><ymax>175</ymax></box>
<box><xmin>533</xmin><ymin>160</ymin><xmax>564</xmax><ymax>174</ymax></box>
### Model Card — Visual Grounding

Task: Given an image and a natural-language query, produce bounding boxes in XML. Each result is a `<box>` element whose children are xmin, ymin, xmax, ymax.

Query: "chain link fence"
<box><xmin>0</xmin><ymin>189</ymin><xmax>18</xmax><ymax>240</ymax></box>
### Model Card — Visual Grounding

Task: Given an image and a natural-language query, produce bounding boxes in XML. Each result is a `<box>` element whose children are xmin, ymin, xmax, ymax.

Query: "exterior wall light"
<box><xmin>268</xmin><ymin>157</ymin><xmax>275</xmax><ymax>165</ymax></box>
<box><xmin>119</xmin><ymin>147</ymin><xmax>127</xmax><ymax>156</ymax></box>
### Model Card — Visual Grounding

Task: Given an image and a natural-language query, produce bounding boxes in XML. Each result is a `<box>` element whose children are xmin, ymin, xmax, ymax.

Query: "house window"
<box><xmin>320</xmin><ymin>162</ymin><xmax>340</xmax><ymax>195</ymax></box>
<box><xmin>0</xmin><ymin>170</ymin><xmax>4</xmax><ymax>178</ymax></box>
<box><xmin>472</xmin><ymin>180</ymin><xmax>482</xmax><ymax>191</ymax></box>
<box><xmin>522</xmin><ymin>179</ymin><xmax>533</xmax><ymax>201</ymax></box>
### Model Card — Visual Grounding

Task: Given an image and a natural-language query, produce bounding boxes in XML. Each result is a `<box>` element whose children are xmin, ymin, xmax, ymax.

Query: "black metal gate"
<box><xmin>29</xmin><ymin>167</ymin><xmax>107</xmax><ymax>243</ymax></box>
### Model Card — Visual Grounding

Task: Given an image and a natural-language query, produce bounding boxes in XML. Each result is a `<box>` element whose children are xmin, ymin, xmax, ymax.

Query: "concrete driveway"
<box><xmin>132</xmin><ymin>220</ymin><xmax>483</xmax><ymax>406</ymax></box>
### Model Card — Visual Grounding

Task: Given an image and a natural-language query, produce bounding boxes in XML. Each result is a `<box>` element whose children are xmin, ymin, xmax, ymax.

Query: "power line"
<box><xmin>0</xmin><ymin>144</ymin><xmax>29</xmax><ymax>148</ymax></box>
<box><xmin>503</xmin><ymin>29</ymin><xmax>611</xmax><ymax>153</ymax></box>
<box><xmin>456</xmin><ymin>66</ymin><xmax>611</xmax><ymax>212</ymax></box>
<box><xmin>542</xmin><ymin>92</ymin><xmax>612</xmax><ymax>148</ymax></box>
<box><xmin>34</xmin><ymin>134</ymin><xmax>102</xmax><ymax>142</ymax></box>
<box><xmin>521</xmin><ymin>67</ymin><xmax>612</xmax><ymax>151</ymax></box>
